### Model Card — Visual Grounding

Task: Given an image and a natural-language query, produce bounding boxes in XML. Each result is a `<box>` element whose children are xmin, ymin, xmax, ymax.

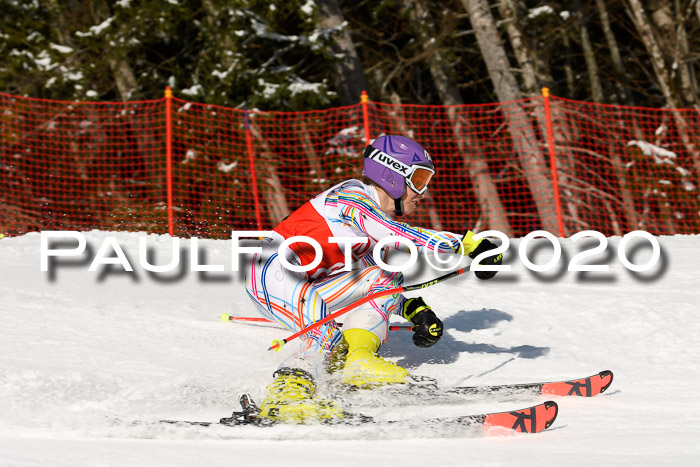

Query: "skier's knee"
<box><xmin>376</xmin><ymin>268</ymin><xmax>404</xmax><ymax>288</ymax></box>
<box><xmin>343</xmin><ymin>308</ymin><xmax>388</xmax><ymax>344</ymax></box>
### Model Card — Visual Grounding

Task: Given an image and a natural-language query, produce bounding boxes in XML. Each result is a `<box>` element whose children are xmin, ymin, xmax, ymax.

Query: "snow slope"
<box><xmin>0</xmin><ymin>231</ymin><xmax>699</xmax><ymax>466</ymax></box>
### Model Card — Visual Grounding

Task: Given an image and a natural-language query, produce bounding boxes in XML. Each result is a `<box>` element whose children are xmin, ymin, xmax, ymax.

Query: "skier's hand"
<box><xmin>462</xmin><ymin>232</ymin><xmax>502</xmax><ymax>280</ymax></box>
<box><xmin>402</xmin><ymin>297</ymin><xmax>443</xmax><ymax>348</ymax></box>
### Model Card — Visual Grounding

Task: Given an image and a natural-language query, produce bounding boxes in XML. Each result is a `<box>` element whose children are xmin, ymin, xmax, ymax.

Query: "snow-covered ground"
<box><xmin>1</xmin><ymin>231</ymin><xmax>699</xmax><ymax>466</ymax></box>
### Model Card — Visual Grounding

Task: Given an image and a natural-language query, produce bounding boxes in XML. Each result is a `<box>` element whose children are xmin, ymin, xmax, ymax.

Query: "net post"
<box><xmin>165</xmin><ymin>86</ymin><xmax>174</xmax><ymax>236</ymax></box>
<box><xmin>361</xmin><ymin>90</ymin><xmax>371</xmax><ymax>146</ymax></box>
<box><xmin>542</xmin><ymin>87</ymin><xmax>566</xmax><ymax>237</ymax></box>
<box><xmin>245</xmin><ymin>108</ymin><xmax>263</xmax><ymax>230</ymax></box>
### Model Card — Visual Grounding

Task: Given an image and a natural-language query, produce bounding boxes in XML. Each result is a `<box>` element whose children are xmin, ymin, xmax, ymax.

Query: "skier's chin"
<box><xmin>403</xmin><ymin>203</ymin><xmax>418</xmax><ymax>215</ymax></box>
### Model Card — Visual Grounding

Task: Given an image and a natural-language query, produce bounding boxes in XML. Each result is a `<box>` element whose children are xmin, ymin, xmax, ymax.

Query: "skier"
<box><xmin>244</xmin><ymin>135</ymin><xmax>502</xmax><ymax>423</ymax></box>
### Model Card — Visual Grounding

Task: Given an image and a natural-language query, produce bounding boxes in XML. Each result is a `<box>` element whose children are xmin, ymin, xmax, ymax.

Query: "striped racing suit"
<box><xmin>244</xmin><ymin>179</ymin><xmax>462</xmax><ymax>377</ymax></box>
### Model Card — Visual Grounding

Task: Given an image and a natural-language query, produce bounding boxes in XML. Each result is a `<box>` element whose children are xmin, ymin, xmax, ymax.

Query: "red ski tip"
<box><xmin>542</xmin><ymin>370</ymin><xmax>614</xmax><ymax>397</ymax></box>
<box><xmin>484</xmin><ymin>401</ymin><xmax>558</xmax><ymax>434</ymax></box>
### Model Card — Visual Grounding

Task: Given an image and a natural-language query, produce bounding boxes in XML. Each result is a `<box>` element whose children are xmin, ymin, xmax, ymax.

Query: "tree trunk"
<box><xmin>626</xmin><ymin>0</ymin><xmax>700</xmax><ymax>181</ymax></box>
<box><xmin>91</xmin><ymin>0</ymin><xmax>138</xmax><ymax>100</ymax></box>
<box><xmin>498</xmin><ymin>0</ymin><xmax>539</xmax><ymax>97</ymax></box>
<box><xmin>387</xmin><ymin>92</ymin><xmax>444</xmax><ymax>231</ymax></box>
<box><xmin>247</xmin><ymin>119</ymin><xmax>291</xmax><ymax>226</ymax></box>
<box><xmin>45</xmin><ymin>0</ymin><xmax>82</xmax><ymax>96</ymax></box>
<box><xmin>573</xmin><ymin>1</ymin><xmax>604</xmax><ymax>103</ymax></box>
<box><xmin>560</xmin><ymin>25</ymin><xmax>576</xmax><ymax>98</ymax></box>
<box><xmin>46</xmin><ymin>0</ymin><xmax>75</xmax><ymax>49</ymax></box>
<box><xmin>298</xmin><ymin>116</ymin><xmax>327</xmax><ymax>186</ymax></box>
<box><xmin>674</xmin><ymin>1</ymin><xmax>699</xmax><ymax>109</ymax></box>
<box><xmin>462</xmin><ymin>0</ymin><xmax>561</xmax><ymax>233</ymax></box>
<box><xmin>645</xmin><ymin>0</ymin><xmax>699</xmax><ymax>108</ymax></box>
<box><xmin>626</xmin><ymin>0</ymin><xmax>680</xmax><ymax>107</ymax></box>
<box><xmin>201</xmin><ymin>0</ymin><xmax>237</xmax><ymax>70</ymax></box>
<box><xmin>405</xmin><ymin>0</ymin><xmax>512</xmax><ymax>235</ymax></box>
<box><xmin>316</xmin><ymin>0</ymin><xmax>369</xmax><ymax>106</ymax></box>
<box><xmin>594</xmin><ymin>0</ymin><xmax>636</xmax><ymax>105</ymax></box>
<box><xmin>591</xmin><ymin>0</ymin><xmax>642</xmax><ymax>228</ymax></box>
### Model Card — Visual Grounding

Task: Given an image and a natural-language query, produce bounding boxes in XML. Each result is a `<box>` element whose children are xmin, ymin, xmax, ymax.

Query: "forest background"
<box><xmin>1</xmin><ymin>0</ymin><xmax>699</xmax><ymax>239</ymax></box>
<box><xmin>2</xmin><ymin>0</ymin><xmax>699</xmax><ymax>111</ymax></box>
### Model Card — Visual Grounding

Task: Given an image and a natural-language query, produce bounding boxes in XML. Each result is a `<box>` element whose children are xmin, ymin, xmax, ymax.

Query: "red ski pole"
<box><xmin>268</xmin><ymin>266</ymin><xmax>468</xmax><ymax>351</ymax></box>
<box><xmin>221</xmin><ymin>314</ymin><xmax>412</xmax><ymax>331</ymax></box>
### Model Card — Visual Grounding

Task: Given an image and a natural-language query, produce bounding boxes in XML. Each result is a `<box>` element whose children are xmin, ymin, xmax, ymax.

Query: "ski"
<box><xmin>378</xmin><ymin>400</ymin><xmax>559</xmax><ymax>433</ymax></box>
<box><xmin>158</xmin><ymin>394</ymin><xmax>558</xmax><ymax>434</ymax></box>
<box><xmin>330</xmin><ymin>370</ymin><xmax>614</xmax><ymax>407</ymax></box>
<box><xmin>393</xmin><ymin>369</ymin><xmax>613</xmax><ymax>398</ymax></box>
<box><xmin>155</xmin><ymin>372</ymin><xmax>611</xmax><ymax>433</ymax></box>
<box><xmin>446</xmin><ymin>369</ymin><xmax>614</xmax><ymax>398</ymax></box>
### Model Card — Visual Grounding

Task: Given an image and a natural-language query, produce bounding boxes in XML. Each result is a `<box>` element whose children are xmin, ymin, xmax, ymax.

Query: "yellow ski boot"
<box><xmin>258</xmin><ymin>368</ymin><xmax>345</xmax><ymax>424</ymax></box>
<box><xmin>341</xmin><ymin>329</ymin><xmax>409</xmax><ymax>388</ymax></box>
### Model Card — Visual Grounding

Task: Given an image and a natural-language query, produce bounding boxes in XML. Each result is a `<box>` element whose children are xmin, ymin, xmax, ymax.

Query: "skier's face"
<box><xmin>402</xmin><ymin>186</ymin><xmax>426</xmax><ymax>215</ymax></box>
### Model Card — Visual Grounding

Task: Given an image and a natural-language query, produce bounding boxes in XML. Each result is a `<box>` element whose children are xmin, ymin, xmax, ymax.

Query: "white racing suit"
<box><xmin>244</xmin><ymin>179</ymin><xmax>461</xmax><ymax>378</ymax></box>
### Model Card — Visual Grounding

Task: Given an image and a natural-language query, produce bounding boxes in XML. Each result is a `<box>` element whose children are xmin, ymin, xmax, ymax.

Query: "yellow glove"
<box><xmin>460</xmin><ymin>230</ymin><xmax>482</xmax><ymax>256</ymax></box>
<box><xmin>461</xmin><ymin>230</ymin><xmax>502</xmax><ymax>280</ymax></box>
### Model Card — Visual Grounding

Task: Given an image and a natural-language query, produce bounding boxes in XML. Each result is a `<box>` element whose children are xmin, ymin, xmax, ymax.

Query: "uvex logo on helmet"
<box><xmin>367</xmin><ymin>148</ymin><xmax>410</xmax><ymax>174</ymax></box>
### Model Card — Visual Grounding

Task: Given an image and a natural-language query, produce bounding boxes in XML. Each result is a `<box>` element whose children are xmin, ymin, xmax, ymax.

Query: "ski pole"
<box><xmin>221</xmin><ymin>315</ymin><xmax>269</xmax><ymax>323</ymax></box>
<box><xmin>268</xmin><ymin>265</ymin><xmax>468</xmax><ymax>351</ymax></box>
<box><xmin>220</xmin><ymin>313</ymin><xmax>413</xmax><ymax>331</ymax></box>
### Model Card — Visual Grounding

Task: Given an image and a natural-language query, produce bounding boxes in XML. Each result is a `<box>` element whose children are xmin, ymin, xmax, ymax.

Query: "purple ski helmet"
<box><xmin>362</xmin><ymin>135</ymin><xmax>435</xmax><ymax>200</ymax></box>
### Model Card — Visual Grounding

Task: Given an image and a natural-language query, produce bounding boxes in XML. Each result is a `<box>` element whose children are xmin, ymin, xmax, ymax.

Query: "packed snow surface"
<box><xmin>1</xmin><ymin>231</ymin><xmax>699</xmax><ymax>466</ymax></box>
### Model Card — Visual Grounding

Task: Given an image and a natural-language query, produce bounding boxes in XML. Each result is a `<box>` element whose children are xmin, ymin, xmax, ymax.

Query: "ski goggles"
<box><xmin>405</xmin><ymin>165</ymin><xmax>435</xmax><ymax>195</ymax></box>
<box><xmin>364</xmin><ymin>146</ymin><xmax>435</xmax><ymax>194</ymax></box>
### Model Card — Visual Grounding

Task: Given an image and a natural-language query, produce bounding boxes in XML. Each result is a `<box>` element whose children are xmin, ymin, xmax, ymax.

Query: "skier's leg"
<box><xmin>313</xmin><ymin>266</ymin><xmax>409</xmax><ymax>387</ymax></box>
<box><xmin>244</xmin><ymin>239</ymin><xmax>345</xmax><ymax>422</ymax></box>
<box><xmin>244</xmin><ymin>239</ymin><xmax>341</xmax><ymax>380</ymax></box>
<box><xmin>311</xmin><ymin>265</ymin><xmax>404</xmax><ymax>341</ymax></box>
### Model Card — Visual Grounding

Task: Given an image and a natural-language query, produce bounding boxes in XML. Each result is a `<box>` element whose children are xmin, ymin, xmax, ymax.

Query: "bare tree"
<box><xmin>385</xmin><ymin>91</ymin><xmax>445</xmax><ymax>231</ymax></box>
<box><xmin>626</xmin><ymin>0</ymin><xmax>681</xmax><ymax>108</ymax></box>
<box><xmin>626</xmin><ymin>0</ymin><xmax>700</xmax><ymax>180</ymax></box>
<box><xmin>90</xmin><ymin>0</ymin><xmax>138</xmax><ymax>100</ymax></box>
<box><xmin>645</xmin><ymin>0</ymin><xmax>699</xmax><ymax>108</ymax></box>
<box><xmin>248</xmin><ymin>119</ymin><xmax>291</xmax><ymax>226</ymax></box>
<box><xmin>461</xmin><ymin>0</ymin><xmax>561</xmax><ymax>233</ymax></box>
<box><xmin>595</xmin><ymin>0</ymin><xmax>636</xmax><ymax>105</ymax></box>
<box><xmin>298</xmin><ymin>116</ymin><xmax>328</xmax><ymax>188</ymax></box>
<box><xmin>316</xmin><ymin>0</ymin><xmax>370</xmax><ymax>106</ymax></box>
<box><xmin>404</xmin><ymin>0</ymin><xmax>513</xmax><ymax>235</ymax></box>
<box><xmin>497</xmin><ymin>0</ymin><xmax>539</xmax><ymax>97</ymax></box>
<box><xmin>559</xmin><ymin>20</ymin><xmax>577</xmax><ymax>98</ymax></box>
<box><xmin>573</xmin><ymin>1</ymin><xmax>604</xmax><ymax>103</ymax></box>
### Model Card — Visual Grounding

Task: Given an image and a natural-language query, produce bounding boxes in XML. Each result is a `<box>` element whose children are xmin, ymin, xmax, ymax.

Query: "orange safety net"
<box><xmin>0</xmin><ymin>93</ymin><xmax>166</xmax><ymax>234</ymax></box>
<box><xmin>1</xmin><ymin>90</ymin><xmax>699</xmax><ymax>238</ymax></box>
